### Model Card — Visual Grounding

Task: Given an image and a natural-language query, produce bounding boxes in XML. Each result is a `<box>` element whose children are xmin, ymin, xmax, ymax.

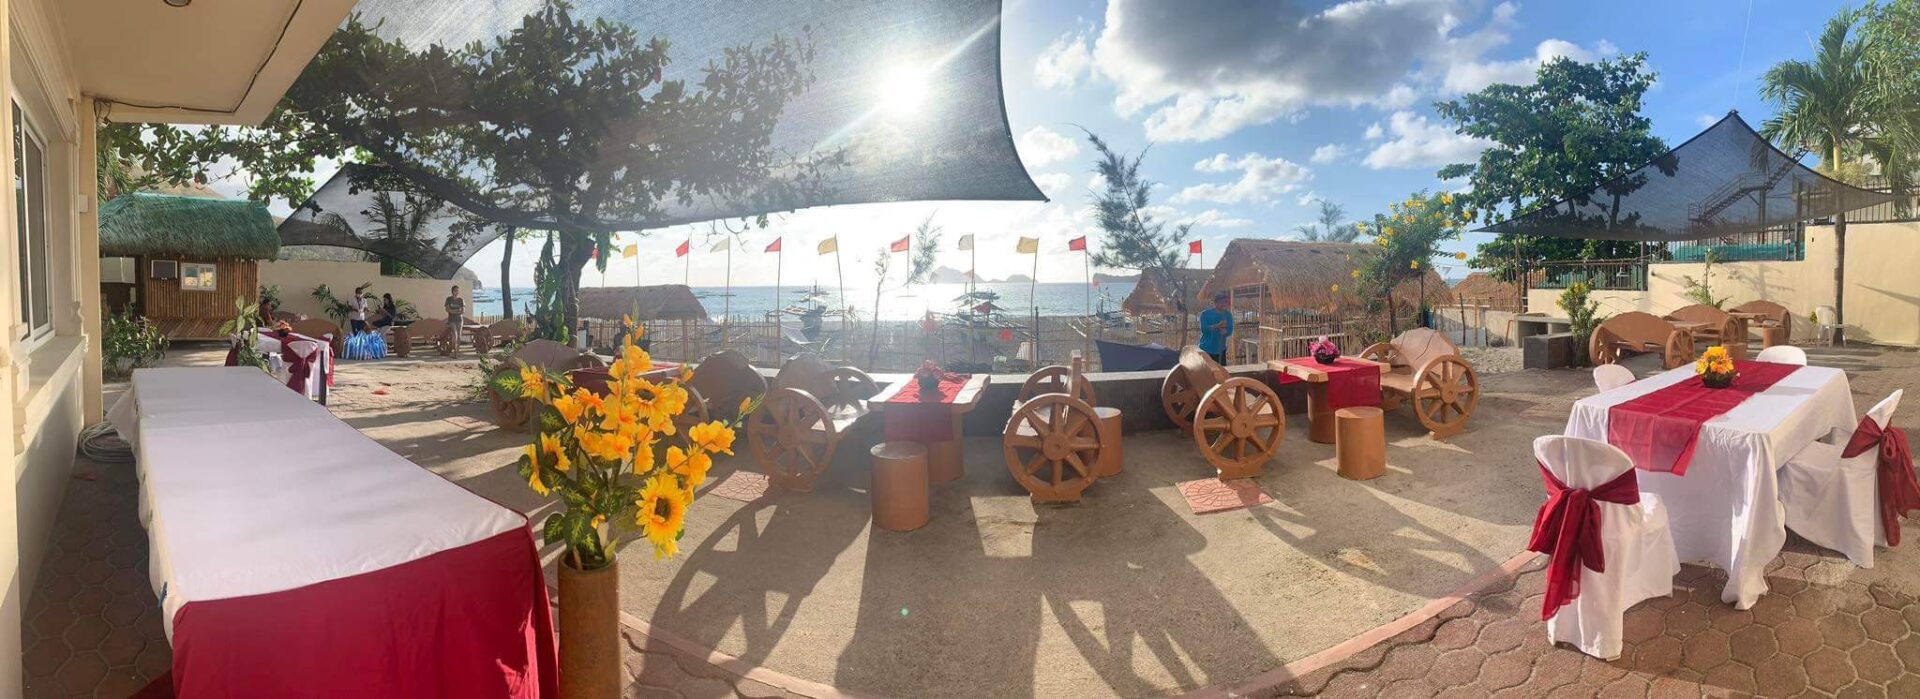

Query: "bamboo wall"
<box><xmin>138</xmin><ymin>257</ymin><xmax>257</xmax><ymax>340</ymax></box>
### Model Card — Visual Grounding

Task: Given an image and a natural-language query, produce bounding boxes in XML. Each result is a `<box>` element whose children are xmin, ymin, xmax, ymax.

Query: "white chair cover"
<box><xmin>288</xmin><ymin>340</ymin><xmax>327</xmax><ymax>401</ymax></box>
<box><xmin>1780</xmin><ymin>390</ymin><xmax>1904</xmax><ymax>567</ymax></box>
<box><xmin>1593</xmin><ymin>364</ymin><xmax>1636</xmax><ymax>392</ymax></box>
<box><xmin>1755</xmin><ymin>345</ymin><xmax>1808</xmax><ymax>365</ymax></box>
<box><xmin>1534</xmin><ymin>435</ymin><xmax>1680</xmax><ymax>660</ymax></box>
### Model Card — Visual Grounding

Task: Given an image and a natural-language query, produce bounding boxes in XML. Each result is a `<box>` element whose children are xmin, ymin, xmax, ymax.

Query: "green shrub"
<box><xmin>102</xmin><ymin>312</ymin><xmax>169</xmax><ymax>376</ymax></box>
<box><xmin>1558</xmin><ymin>280</ymin><xmax>1605</xmax><ymax>367</ymax></box>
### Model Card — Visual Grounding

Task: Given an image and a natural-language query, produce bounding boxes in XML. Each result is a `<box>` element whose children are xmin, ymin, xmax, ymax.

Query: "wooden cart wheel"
<box><xmin>1161</xmin><ymin>366</ymin><xmax>1201</xmax><ymax>431</ymax></box>
<box><xmin>392</xmin><ymin>326</ymin><xmax>413</xmax><ymax>358</ymax></box>
<box><xmin>1664</xmin><ymin>331</ymin><xmax>1696</xmax><ymax>370</ymax></box>
<box><xmin>1410</xmin><ymin>356</ymin><xmax>1479</xmax><ymax>439</ymax></box>
<box><xmin>671</xmin><ymin>384</ymin><xmax>712</xmax><ymax>435</ymax></box>
<box><xmin>488</xmin><ymin>367</ymin><xmax>537</xmax><ymax>431</ymax></box>
<box><xmin>1191</xmin><ymin>377</ymin><xmax>1284</xmax><ymax>480</ymax></box>
<box><xmin>747</xmin><ymin>388</ymin><xmax>837</xmax><ymax>492</ymax></box>
<box><xmin>1589</xmin><ymin>332</ymin><xmax>1617</xmax><ymax>367</ymax></box>
<box><xmin>1003</xmin><ymin>394</ymin><xmax>1105</xmax><ymax>502</ymax></box>
<box><xmin>1358</xmin><ymin>342</ymin><xmax>1403</xmax><ymax>367</ymax></box>
<box><xmin>1021</xmin><ymin>365</ymin><xmax>1096</xmax><ymax>404</ymax></box>
<box><xmin>826</xmin><ymin>368</ymin><xmax>879</xmax><ymax>409</ymax></box>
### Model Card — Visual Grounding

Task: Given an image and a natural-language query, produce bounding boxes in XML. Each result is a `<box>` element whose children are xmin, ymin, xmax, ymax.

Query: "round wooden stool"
<box><xmin>1093</xmin><ymin>407</ymin><xmax>1123</xmax><ymax>478</ymax></box>
<box><xmin>1334</xmin><ymin>407</ymin><xmax>1386</xmax><ymax>481</ymax></box>
<box><xmin>927</xmin><ymin>414</ymin><xmax>965</xmax><ymax>483</ymax></box>
<box><xmin>1760</xmin><ymin>326</ymin><xmax>1789</xmax><ymax>349</ymax></box>
<box><xmin>870</xmin><ymin>442</ymin><xmax>930</xmax><ymax>532</ymax></box>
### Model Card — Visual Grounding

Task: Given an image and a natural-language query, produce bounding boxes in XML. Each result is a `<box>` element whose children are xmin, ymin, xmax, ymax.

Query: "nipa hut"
<box><xmin>1122</xmin><ymin>267</ymin><xmax>1214</xmax><ymax>316</ymax></box>
<box><xmin>99</xmin><ymin>193</ymin><xmax>279</xmax><ymax>339</ymax></box>
<box><xmin>576</xmin><ymin>285</ymin><xmax>709</xmax><ymax>322</ymax></box>
<box><xmin>1449</xmin><ymin>271</ymin><xmax>1527</xmax><ymax>306</ymax></box>
<box><xmin>1200</xmin><ymin>239</ymin><xmax>1452</xmax><ymax>317</ymax></box>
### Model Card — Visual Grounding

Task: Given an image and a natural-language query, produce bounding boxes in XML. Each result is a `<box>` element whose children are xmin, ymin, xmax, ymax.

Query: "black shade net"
<box><xmin>279</xmin><ymin>0</ymin><xmax>1042</xmax><ymax>279</ymax></box>
<box><xmin>1479</xmin><ymin>113</ymin><xmax>1899</xmax><ymax>242</ymax></box>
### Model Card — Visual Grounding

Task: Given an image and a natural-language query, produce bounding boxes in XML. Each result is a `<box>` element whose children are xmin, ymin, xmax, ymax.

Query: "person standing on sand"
<box><xmin>444</xmin><ymin>285</ymin><xmax>465</xmax><ymax>353</ymax></box>
<box><xmin>1199</xmin><ymin>291</ymin><xmax>1233</xmax><ymax>365</ymax></box>
<box><xmin>348</xmin><ymin>283</ymin><xmax>371</xmax><ymax>334</ymax></box>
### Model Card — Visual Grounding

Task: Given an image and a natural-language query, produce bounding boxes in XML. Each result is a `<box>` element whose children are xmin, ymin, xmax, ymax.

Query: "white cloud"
<box><xmin>1173</xmin><ymin>152</ymin><xmax>1311</xmax><ymax>204</ymax></box>
<box><xmin>1440</xmin><ymin>37</ymin><xmax>1619</xmax><ymax>94</ymax></box>
<box><xmin>1361</xmin><ymin>111</ymin><xmax>1495</xmax><ymax>169</ymax></box>
<box><xmin>1295</xmin><ymin>191</ymin><xmax>1320</xmax><ymax>207</ymax></box>
<box><xmin>1034</xmin><ymin>32</ymin><xmax>1093</xmax><ymax>89</ymax></box>
<box><xmin>1363</xmin><ymin>122</ymin><xmax>1385</xmax><ymax>140</ymax></box>
<box><xmin>1309</xmin><ymin>144</ymin><xmax>1351</xmax><ymax>165</ymax></box>
<box><xmin>1030</xmin><ymin>172</ymin><xmax>1075</xmax><ymax>198</ymax></box>
<box><xmin>1695</xmin><ymin>113</ymin><xmax>1722</xmax><ymax>129</ymax></box>
<box><xmin>1183</xmin><ymin>209</ymin><xmax>1254</xmax><ymax>229</ymax></box>
<box><xmin>1015</xmin><ymin>126</ymin><xmax>1082</xmax><ymax>168</ymax></box>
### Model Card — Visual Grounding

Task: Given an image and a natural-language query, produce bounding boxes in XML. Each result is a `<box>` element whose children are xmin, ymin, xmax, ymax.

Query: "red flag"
<box><xmin>1188</xmin><ymin>240</ymin><xmax>1203</xmax><ymax>254</ymax></box>
<box><xmin>675</xmin><ymin>240</ymin><xmax>690</xmax><ymax>257</ymax></box>
<box><xmin>1068</xmin><ymin>236</ymin><xmax>1086</xmax><ymax>252</ymax></box>
<box><xmin>764</xmin><ymin>237</ymin><xmax>782</xmax><ymax>253</ymax></box>
<box><xmin>889</xmin><ymin>236</ymin><xmax>910</xmax><ymax>253</ymax></box>
<box><xmin>590</xmin><ymin>246</ymin><xmax>599</xmax><ymax>260</ymax></box>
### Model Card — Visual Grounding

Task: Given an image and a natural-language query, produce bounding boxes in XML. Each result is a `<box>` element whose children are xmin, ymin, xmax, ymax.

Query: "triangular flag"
<box><xmin>622</xmin><ymin>244</ymin><xmax>638</xmax><ymax>259</ymax></box>
<box><xmin>1016</xmin><ymin>236</ymin><xmax>1039</xmax><ymax>254</ymax></box>
<box><xmin>889</xmin><ymin>235</ymin><xmax>910</xmax><ymax>253</ymax></box>
<box><xmin>675</xmin><ymin>240</ymin><xmax>690</xmax><ymax>257</ymax></box>
<box><xmin>817</xmin><ymin>236</ymin><xmax>838</xmax><ymax>255</ymax></box>
<box><xmin>957</xmin><ymin>234</ymin><xmax>974</xmax><ymax>251</ymax></box>
<box><xmin>710</xmin><ymin>237</ymin><xmax>732</xmax><ymax>253</ymax></box>
<box><xmin>765</xmin><ymin>237</ymin><xmax>782</xmax><ymax>253</ymax></box>
<box><xmin>590</xmin><ymin>246</ymin><xmax>599</xmax><ymax>260</ymax></box>
<box><xmin>1068</xmin><ymin>236</ymin><xmax>1087</xmax><ymax>252</ymax></box>
<box><xmin>1188</xmin><ymin>240</ymin><xmax>1203</xmax><ymax>255</ymax></box>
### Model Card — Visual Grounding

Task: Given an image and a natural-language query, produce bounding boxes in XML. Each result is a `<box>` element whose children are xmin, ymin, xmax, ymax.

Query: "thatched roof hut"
<box><xmin>577</xmin><ymin>285</ymin><xmax>709</xmax><ymax>322</ymax></box>
<box><xmin>1199</xmin><ymin>239</ymin><xmax>1451</xmax><ymax>314</ymax></box>
<box><xmin>1122</xmin><ymin>267</ymin><xmax>1213</xmax><ymax>315</ymax></box>
<box><xmin>100</xmin><ymin>193</ymin><xmax>279</xmax><ymax>260</ymax></box>
<box><xmin>1450</xmin><ymin>272</ymin><xmax>1524</xmax><ymax>303</ymax></box>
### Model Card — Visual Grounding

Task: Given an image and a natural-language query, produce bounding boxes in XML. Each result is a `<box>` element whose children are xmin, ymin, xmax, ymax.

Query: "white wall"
<box><xmin>259</xmin><ymin>260</ymin><xmax>473</xmax><ymax>324</ymax></box>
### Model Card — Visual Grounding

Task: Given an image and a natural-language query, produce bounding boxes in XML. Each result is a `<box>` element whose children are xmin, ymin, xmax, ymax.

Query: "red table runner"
<box><xmin>1275</xmin><ymin>357</ymin><xmax>1382</xmax><ymax>410</ymax></box>
<box><xmin>883</xmin><ymin>374</ymin><xmax>970</xmax><ymax>442</ymax></box>
<box><xmin>1606</xmin><ymin>360</ymin><xmax>1801</xmax><ymax>475</ymax></box>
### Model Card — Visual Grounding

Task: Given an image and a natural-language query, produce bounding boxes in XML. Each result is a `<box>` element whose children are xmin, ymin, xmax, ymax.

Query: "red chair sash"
<box><xmin>1527</xmin><ymin>461</ymin><xmax>1641</xmax><ymax>620</ymax></box>
<box><xmin>284</xmin><ymin>341</ymin><xmax>318</xmax><ymax>395</ymax></box>
<box><xmin>1841</xmin><ymin>417</ymin><xmax>1919</xmax><ymax>547</ymax></box>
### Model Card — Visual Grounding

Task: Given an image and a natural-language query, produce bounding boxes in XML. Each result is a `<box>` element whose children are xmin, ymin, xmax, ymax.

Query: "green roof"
<box><xmin>99</xmin><ymin>193</ymin><xmax>280</xmax><ymax>260</ymax></box>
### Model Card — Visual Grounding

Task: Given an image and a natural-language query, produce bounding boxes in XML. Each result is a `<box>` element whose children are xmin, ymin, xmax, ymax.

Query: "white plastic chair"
<box><xmin>1779</xmin><ymin>390</ymin><xmax>1904</xmax><ymax>567</ymax></box>
<box><xmin>1814</xmin><ymin>305</ymin><xmax>1844</xmax><ymax>347</ymax></box>
<box><xmin>1755</xmin><ymin>345</ymin><xmax>1808</xmax><ymax>365</ymax></box>
<box><xmin>1533</xmin><ymin>435</ymin><xmax>1680</xmax><ymax>660</ymax></box>
<box><xmin>1592</xmin><ymin>364</ymin><xmax>1636</xmax><ymax>392</ymax></box>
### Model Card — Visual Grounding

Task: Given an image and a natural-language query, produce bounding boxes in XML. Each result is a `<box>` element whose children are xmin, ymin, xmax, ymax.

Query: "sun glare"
<box><xmin>879</xmin><ymin>65</ymin><xmax>931</xmax><ymax>117</ymax></box>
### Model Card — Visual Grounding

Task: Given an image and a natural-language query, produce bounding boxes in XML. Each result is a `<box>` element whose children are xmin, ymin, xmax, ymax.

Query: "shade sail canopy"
<box><xmin>278</xmin><ymin>165</ymin><xmax>488</xmax><ymax>279</ymax></box>
<box><xmin>278</xmin><ymin>0</ymin><xmax>1042</xmax><ymax>278</ymax></box>
<box><xmin>1479</xmin><ymin>113</ymin><xmax>1900</xmax><ymax>241</ymax></box>
<box><xmin>102</xmin><ymin>193</ymin><xmax>280</xmax><ymax>260</ymax></box>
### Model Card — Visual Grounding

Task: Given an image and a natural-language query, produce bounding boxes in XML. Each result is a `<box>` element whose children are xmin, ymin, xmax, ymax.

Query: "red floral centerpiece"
<box><xmin>914</xmin><ymin>360</ymin><xmax>943</xmax><ymax>398</ymax></box>
<box><xmin>1309</xmin><ymin>336</ymin><xmax>1340</xmax><ymax>365</ymax></box>
<box><xmin>1695</xmin><ymin>346</ymin><xmax>1738</xmax><ymax>389</ymax></box>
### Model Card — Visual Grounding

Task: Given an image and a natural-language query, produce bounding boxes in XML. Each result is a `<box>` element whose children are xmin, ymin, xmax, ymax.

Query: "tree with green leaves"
<box><xmin>1760</xmin><ymin>5</ymin><xmax>1913</xmax><ymax>330</ymax></box>
<box><xmin>1436</xmin><ymin>53</ymin><xmax>1667</xmax><ymax>280</ymax></box>
<box><xmin>1862</xmin><ymin>0</ymin><xmax>1920</xmax><ymax>160</ymax></box>
<box><xmin>1293</xmin><ymin>198</ymin><xmax>1361</xmax><ymax>242</ymax></box>
<box><xmin>1357</xmin><ymin>191</ymin><xmax>1465</xmax><ymax>332</ymax></box>
<box><xmin>1082</xmin><ymin>128</ymin><xmax>1194</xmax><ymax>305</ymax></box>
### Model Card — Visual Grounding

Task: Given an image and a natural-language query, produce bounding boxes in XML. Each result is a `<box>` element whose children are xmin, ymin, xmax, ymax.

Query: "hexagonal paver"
<box><xmin>1728</xmin><ymin>625</ymin><xmax>1778</xmax><ymax>665</ymax></box>
<box><xmin>1777</xmin><ymin>617</ymin><xmax>1824</xmax><ymax>656</ymax></box>
<box><xmin>1850</xmin><ymin>641</ymin><xmax>1902</xmax><ymax>684</ymax></box>
<box><xmin>1753</xmin><ymin>656</ymin><xmax>1810</xmax><ymax>697</ymax></box>
<box><xmin>1681</xmin><ymin>628</ymin><xmax>1729</xmax><ymax>672</ymax></box>
<box><xmin>1701</xmin><ymin>662</ymin><xmax>1755</xmax><ymax>695</ymax></box>
<box><xmin>1818</xmin><ymin>612</ymin><xmax>1868</xmax><ymax>650</ymax></box>
<box><xmin>1859</xmin><ymin>607</ymin><xmax>1904</xmax><ymax>643</ymax></box>
<box><xmin>1633</xmin><ymin>636</ymin><xmax>1683</xmax><ymax>675</ymax></box>
<box><xmin>1427</xmin><ymin>647</ymin><xmax>1489</xmax><ymax>687</ymax></box>
<box><xmin>1804</xmin><ymin>646</ymin><xmax>1858</xmax><ymax>692</ymax></box>
<box><xmin>1664</xmin><ymin>603</ymin><xmax>1711</xmax><ymax>637</ymax></box>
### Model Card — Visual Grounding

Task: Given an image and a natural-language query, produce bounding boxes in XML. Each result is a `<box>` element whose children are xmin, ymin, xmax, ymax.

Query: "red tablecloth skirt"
<box><xmin>883</xmin><ymin>375</ymin><xmax>969</xmax><ymax>442</ymax></box>
<box><xmin>1274</xmin><ymin>357</ymin><xmax>1381</xmax><ymax>410</ymax></box>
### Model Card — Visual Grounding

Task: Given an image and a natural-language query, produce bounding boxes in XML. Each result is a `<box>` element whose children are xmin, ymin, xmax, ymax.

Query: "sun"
<box><xmin>879</xmin><ymin>65</ymin><xmax>931</xmax><ymax>118</ymax></box>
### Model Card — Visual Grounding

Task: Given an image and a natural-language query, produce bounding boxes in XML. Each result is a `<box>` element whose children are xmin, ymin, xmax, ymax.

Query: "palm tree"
<box><xmin>1292</xmin><ymin>223</ymin><xmax>1322</xmax><ymax>241</ymax></box>
<box><xmin>1760</xmin><ymin>8</ymin><xmax>1911</xmax><ymax>331</ymax></box>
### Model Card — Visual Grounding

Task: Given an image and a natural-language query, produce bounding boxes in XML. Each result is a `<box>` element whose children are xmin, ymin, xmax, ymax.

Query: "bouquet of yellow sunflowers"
<box><xmin>1694</xmin><ymin>345</ymin><xmax>1738</xmax><ymax>388</ymax></box>
<box><xmin>497</xmin><ymin>317</ymin><xmax>750</xmax><ymax>570</ymax></box>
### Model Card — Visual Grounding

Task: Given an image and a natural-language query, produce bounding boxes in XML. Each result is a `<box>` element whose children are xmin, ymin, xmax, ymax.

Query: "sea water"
<box><xmin>470</xmin><ymin>281</ymin><xmax>1139</xmax><ymax>321</ymax></box>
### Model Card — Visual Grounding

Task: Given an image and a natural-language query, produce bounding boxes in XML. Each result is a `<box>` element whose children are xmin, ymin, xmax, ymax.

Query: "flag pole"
<box><xmin>1030</xmin><ymin>244</ymin><xmax>1039</xmax><ymax>365</ymax></box>
<box><xmin>835</xmin><ymin>242</ymin><xmax>846</xmax><ymax>362</ymax></box>
<box><xmin>724</xmin><ymin>241</ymin><xmax>733</xmax><ymax>324</ymax></box>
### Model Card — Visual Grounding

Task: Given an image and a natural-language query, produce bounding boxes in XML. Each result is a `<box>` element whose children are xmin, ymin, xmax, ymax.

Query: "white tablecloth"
<box><xmin>106</xmin><ymin>367</ymin><xmax>526</xmax><ymax>639</ymax></box>
<box><xmin>252</xmin><ymin>332</ymin><xmax>332</xmax><ymax>402</ymax></box>
<box><xmin>1565</xmin><ymin>363</ymin><xmax>1856</xmax><ymax>608</ymax></box>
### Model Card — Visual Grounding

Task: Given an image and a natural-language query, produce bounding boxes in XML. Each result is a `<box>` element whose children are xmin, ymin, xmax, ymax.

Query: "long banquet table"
<box><xmin>1565</xmin><ymin>362</ymin><xmax>1856</xmax><ymax>609</ymax></box>
<box><xmin>107</xmin><ymin>367</ymin><xmax>557</xmax><ymax>696</ymax></box>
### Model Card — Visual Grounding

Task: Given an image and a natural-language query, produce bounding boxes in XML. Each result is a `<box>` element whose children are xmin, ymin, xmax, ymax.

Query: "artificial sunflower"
<box><xmin>688</xmin><ymin>421</ymin><xmax>737</xmax><ymax>455</ymax></box>
<box><xmin>636</xmin><ymin>475</ymin><xmax>691</xmax><ymax>558</ymax></box>
<box><xmin>666</xmin><ymin>445</ymin><xmax>713</xmax><ymax>486</ymax></box>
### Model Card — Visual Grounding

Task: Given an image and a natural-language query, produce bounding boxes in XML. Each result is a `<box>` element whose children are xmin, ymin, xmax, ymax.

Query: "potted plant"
<box><xmin>1309</xmin><ymin>336</ymin><xmax>1340</xmax><ymax>365</ymax></box>
<box><xmin>103</xmin><ymin>311</ymin><xmax>170</xmax><ymax>377</ymax></box>
<box><xmin>915</xmin><ymin>360</ymin><xmax>943</xmax><ymax>396</ymax></box>
<box><xmin>1696</xmin><ymin>345</ymin><xmax>1738</xmax><ymax>389</ymax></box>
<box><xmin>497</xmin><ymin>318</ymin><xmax>752</xmax><ymax>698</ymax></box>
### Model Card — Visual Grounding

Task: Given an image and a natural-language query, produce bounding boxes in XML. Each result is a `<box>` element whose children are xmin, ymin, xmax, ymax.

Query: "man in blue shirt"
<box><xmin>1198</xmin><ymin>292</ymin><xmax>1233</xmax><ymax>364</ymax></box>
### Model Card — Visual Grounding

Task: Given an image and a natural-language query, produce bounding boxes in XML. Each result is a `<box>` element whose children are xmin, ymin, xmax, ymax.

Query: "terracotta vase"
<box><xmin>559</xmin><ymin>559</ymin><xmax>621</xmax><ymax>699</ymax></box>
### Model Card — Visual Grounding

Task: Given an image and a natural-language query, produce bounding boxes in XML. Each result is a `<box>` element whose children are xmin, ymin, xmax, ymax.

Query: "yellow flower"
<box><xmin>667</xmin><ymin>445</ymin><xmax>713</xmax><ymax>486</ymax></box>
<box><xmin>632</xmin><ymin>435</ymin><xmax>657</xmax><ymax>473</ymax></box>
<box><xmin>1409</xmin><ymin>260</ymin><xmax>1420</xmax><ymax>269</ymax></box>
<box><xmin>688</xmin><ymin>421</ymin><xmax>736</xmax><ymax>455</ymax></box>
<box><xmin>635</xmin><ymin>475</ymin><xmax>691</xmax><ymax>558</ymax></box>
<box><xmin>1330</xmin><ymin>284</ymin><xmax>1341</xmax><ymax>293</ymax></box>
<box><xmin>1455</xmin><ymin>251</ymin><xmax>1468</xmax><ymax>260</ymax></box>
<box><xmin>552</xmin><ymin>392</ymin><xmax>586</xmax><ymax>424</ymax></box>
<box><xmin>1440</xmin><ymin>193</ymin><xmax>1454</xmax><ymax>205</ymax></box>
<box><xmin>518</xmin><ymin>365</ymin><xmax>546</xmax><ymax>400</ymax></box>
<box><xmin>1382</xmin><ymin>226</ymin><xmax>1396</xmax><ymax>237</ymax></box>
<box><xmin>738</xmin><ymin>397</ymin><xmax>754</xmax><ymax>415</ymax></box>
<box><xmin>1350</xmin><ymin>269</ymin><xmax>1362</xmax><ymax>279</ymax></box>
<box><xmin>524</xmin><ymin>444</ymin><xmax>550</xmax><ymax>496</ymax></box>
<box><xmin>539</xmin><ymin>432</ymin><xmax>571</xmax><ymax>472</ymax></box>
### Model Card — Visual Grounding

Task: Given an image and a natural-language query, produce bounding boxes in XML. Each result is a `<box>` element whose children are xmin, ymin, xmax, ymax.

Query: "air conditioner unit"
<box><xmin>151</xmin><ymin>260</ymin><xmax>178</xmax><ymax>281</ymax></box>
<box><xmin>99</xmin><ymin>257</ymin><xmax>137</xmax><ymax>284</ymax></box>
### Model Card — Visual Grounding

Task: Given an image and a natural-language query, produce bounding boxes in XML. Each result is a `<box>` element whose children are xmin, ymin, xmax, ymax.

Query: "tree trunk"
<box><xmin>500</xmin><ymin>228</ymin><xmax>515</xmax><ymax>319</ymax></box>
<box><xmin>1833</xmin><ymin>211</ymin><xmax>1846</xmax><ymax>334</ymax></box>
<box><xmin>557</xmin><ymin>230</ymin><xmax>592</xmax><ymax>339</ymax></box>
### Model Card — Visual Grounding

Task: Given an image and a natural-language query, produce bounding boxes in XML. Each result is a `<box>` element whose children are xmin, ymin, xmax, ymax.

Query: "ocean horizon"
<box><xmin>472</xmin><ymin>281</ymin><xmax>1139</xmax><ymax>321</ymax></box>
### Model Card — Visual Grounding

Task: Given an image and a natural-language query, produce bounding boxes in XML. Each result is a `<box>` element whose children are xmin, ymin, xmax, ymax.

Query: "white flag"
<box><xmin>956</xmin><ymin>234</ymin><xmax>974</xmax><ymax>251</ymax></box>
<box><xmin>709</xmin><ymin>237</ymin><xmax>732</xmax><ymax>253</ymax></box>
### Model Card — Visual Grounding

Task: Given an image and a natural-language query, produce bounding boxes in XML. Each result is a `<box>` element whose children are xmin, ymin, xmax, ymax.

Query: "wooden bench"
<box><xmin>1589</xmin><ymin>311</ymin><xmax>1694</xmax><ymax>370</ymax></box>
<box><xmin>681</xmin><ymin>349</ymin><xmax>766</xmax><ymax>433</ymax></box>
<box><xmin>488</xmin><ymin>339</ymin><xmax>606</xmax><ymax>430</ymax></box>
<box><xmin>1158</xmin><ymin>346</ymin><xmax>1284</xmax><ymax>479</ymax></box>
<box><xmin>1665</xmin><ymin>303</ymin><xmax>1741</xmax><ymax>349</ymax></box>
<box><xmin>745</xmin><ymin>353</ymin><xmax>877</xmax><ymax>492</ymax></box>
<box><xmin>288</xmin><ymin>319</ymin><xmax>344</xmax><ymax>358</ymax></box>
<box><xmin>1732</xmin><ymin>299</ymin><xmax>1791</xmax><ymax>342</ymax></box>
<box><xmin>1358</xmin><ymin>327</ymin><xmax>1481</xmax><ymax>439</ymax></box>
<box><xmin>391</xmin><ymin>318</ymin><xmax>453</xmax><ymax>358</ymax></box>
<box><xmin>1004</xmin><ymin>354</ymin><xmax>1108</xmax><ymax>502</ymax></box>
<box><xmin>472</xmin><ymin>318</ymin><xmax>526</xmax><ymax>354</ymax></box>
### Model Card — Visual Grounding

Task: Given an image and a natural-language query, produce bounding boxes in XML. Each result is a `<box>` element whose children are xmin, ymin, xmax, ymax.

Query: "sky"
<box><xmin>229</xmin><ymin>0</ymin><xmax>1854</xmax><ymax>290</ymax></box>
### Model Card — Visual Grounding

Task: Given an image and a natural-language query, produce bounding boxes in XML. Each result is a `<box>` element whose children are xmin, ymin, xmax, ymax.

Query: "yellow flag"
<box><xmin>817</xmin><ymin>236</ymin><xmax>838</xmax><ymax>255</ymax></box>
<box><xmin>621</xmin><ymin>244</ymin><xmax>638</xmax><ymax>259</ymax></box>
<box><xmin>1016</xmin><ymin>236</ymin><xmax>1039</xmax><ymax>254</ymax></box>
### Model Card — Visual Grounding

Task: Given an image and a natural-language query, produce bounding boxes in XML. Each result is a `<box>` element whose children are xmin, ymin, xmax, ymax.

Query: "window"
<box><xmin>180</xmin><ymin>262</ymin><xmax>218</xmax><ymax>292</ymax></box>
<box><xmin>13</xmin><ymin>100</ymin><xmax>50</xmax><ymax>340</ymax></box>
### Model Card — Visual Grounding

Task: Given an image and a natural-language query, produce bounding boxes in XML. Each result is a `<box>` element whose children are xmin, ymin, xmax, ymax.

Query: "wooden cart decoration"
<box><xmin>488</xmin><ymin>339</ymin><xmax>605</xmax><ymax>430</ymax></box>
<box><xmin>1589</xmin><ymin>311</ymin><xmax>1694</xmax><ymax>370</ymax></box>
<box><xmin>1357</xmin><ymin>328</ymin><xmax>1480</xmax><ymax>439</ymax></box>
<box><xmin>391</xmin><ymin>318</ymin><xmax>453</xmax><ymax>358</ymax></box>
<box><xmin>472</xmin><ymin>318</ymin><xmax>526</xmax><ymax>354</ymax></box>
<box><xmin>680</xmin><ymin>349</ymin><xmax>766</xmax><ymax>433</ymax></box>
<box><xmin>745</xmin><ymin>353</ymin><xmax>878</xmax><ymax>492</ymax></box>
<box><xmin>288</xmin><ymin>318</ymin><xmax>344</xmax><ymax>358</ymax></box>
<box><xmin>1158</xmin><ymin>346</ymin><xmax>1285</xmax><ymax>480</ymax></box>
<box><xmin>1004</xmin><ymin>354</ymin><xmax>1107</xmax><ymax>502</ymax></box>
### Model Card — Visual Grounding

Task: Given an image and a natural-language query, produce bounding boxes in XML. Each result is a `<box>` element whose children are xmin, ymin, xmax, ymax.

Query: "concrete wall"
<box><xmin>1523</xmin><ymin>221</ymin><xmax>1919</xmax><ymax>347</ymax></box>
<box><xmin>259</xmin><ymin>260</ymin><xmax>473</xmax><ymax>324</ymax></box>
<box><xmin>15</xmin><ymin>378</ymin><xmax>77</xmax><ymax>601</ymax></box>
